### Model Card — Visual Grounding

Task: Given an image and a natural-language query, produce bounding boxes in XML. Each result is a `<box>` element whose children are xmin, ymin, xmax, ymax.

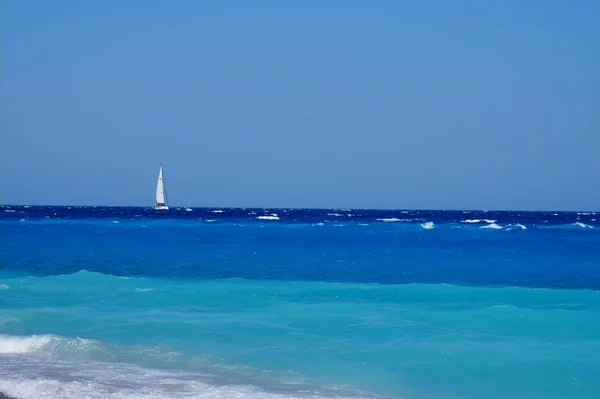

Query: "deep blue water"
<box><xmin>1</xmin><ymin>205</ymin><xmax>599</xmax><ymax>399</ymax></box>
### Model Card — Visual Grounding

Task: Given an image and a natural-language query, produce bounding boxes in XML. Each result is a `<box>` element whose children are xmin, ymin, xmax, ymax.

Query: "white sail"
<box><xmin>155</xmin><ymin>164</ymin><xmax>169</xmax><ymax>210</ymax></box>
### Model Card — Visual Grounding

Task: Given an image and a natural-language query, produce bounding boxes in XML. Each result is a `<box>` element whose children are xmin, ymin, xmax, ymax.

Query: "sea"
<box><xmin>1</xmin><ymin>205</ymin><xmax>599</xmax><ymax>399</ymax></box>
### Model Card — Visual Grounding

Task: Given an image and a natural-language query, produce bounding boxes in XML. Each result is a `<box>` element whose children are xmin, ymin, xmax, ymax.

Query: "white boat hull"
<box><xmin>155</xmin><ymin>204</ymin><xmax>169</xmax><ymax>210</ymax></box>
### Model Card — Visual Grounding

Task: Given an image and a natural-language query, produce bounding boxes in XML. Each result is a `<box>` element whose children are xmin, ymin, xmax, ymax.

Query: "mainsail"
<box><xmin>155</xmin><ymin>163</ymin><xmax>169</xmax><ymax>210</ymax></box>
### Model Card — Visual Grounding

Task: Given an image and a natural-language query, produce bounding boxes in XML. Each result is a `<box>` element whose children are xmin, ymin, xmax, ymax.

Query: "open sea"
<box><xmin>1</xmin><ymin>205</ymin><xmax>599</xmax><ymax>399</ymax></box>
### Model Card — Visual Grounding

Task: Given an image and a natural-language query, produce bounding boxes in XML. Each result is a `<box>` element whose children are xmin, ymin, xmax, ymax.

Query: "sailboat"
<box><xmin>155</xmin><ymin>163</ymin><xmax>169</xmax><ymax>210</ymax></box>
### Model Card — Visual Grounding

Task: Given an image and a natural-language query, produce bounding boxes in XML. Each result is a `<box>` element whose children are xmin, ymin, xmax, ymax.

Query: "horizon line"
<box><xmin>1</xmin><ymin>203</ymin><xmax>598</xmax><ymax>213</ymax></box>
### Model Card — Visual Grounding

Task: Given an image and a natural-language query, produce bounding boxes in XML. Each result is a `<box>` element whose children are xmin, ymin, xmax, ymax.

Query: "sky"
<box><xmin>1</xmin><ymin>0</ymin><xmax>599</xmax><ymax>210</ymax></box>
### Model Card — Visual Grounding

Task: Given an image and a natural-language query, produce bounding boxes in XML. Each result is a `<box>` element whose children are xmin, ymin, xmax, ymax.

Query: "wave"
<box><xmin>420</xmin><ymin>222</ymin><xmax>434</xmax><ymax>230</ymax></box>
<box><xmin>0</xmin><ymin>334</ymin><xmax>381</xmax><ymax>399</ymax></box>
<box><xmin>462</xmin><ymin>219</ymin><xmax>497</xmax><ymax>224</ymax></box>
<box><xmin>4</xmin><ymin>215</ymin><xmax>599</xmax><ymax>231</ymax></box>
<box><xmin>537</xmin><ymin>223</ymin><xmax>596</xmax><ymax>230</ymax></box>
<box><xmin>0</xmin><ymin>377</ymin><xmax>363</xmax><ymax>399</ymax></box>
<box><xmin>505</xmin><ymin>223</ymin><xmax>527</xmax><ymax>231</ymax></box>
<box><xmin>479</xmin><ymin>223</ymin><xmax>503</xmax><ymax>230</ymax></box>
<box><xmin>5</xmin><ymin>269</ymin><xmax>600</xmax><ymax>297</ymax></box>
<box><xmin>256</xmin><ymin>215</ymin><xmax>280</xmax><ymax>220</ymax></box>
<box><xmin>0</xmin><ymin>334</ymin><xmax>97</xmax><ymax>355</ymax></box>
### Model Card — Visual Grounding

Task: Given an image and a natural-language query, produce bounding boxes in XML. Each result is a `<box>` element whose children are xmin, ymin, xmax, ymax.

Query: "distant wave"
<box><xmin>573</xmin><ymin>222</ymin><xmax>594</xmax><ymax>229</ymax></box>
<box><xmin>537</xmin><ymin>223</ymin><xmax>595</xmax><ymax>230</ymax></box>
<box><xmin>505</xmin><ymin>223</ymin><xmax>527</xmax><ymax>231</ymax></box>
<box><xmin>2</xmin><ymin>206</ymin><xmax>599</xmax><ymax>229</ymax></box>
<box><xmin>5</xmin><ymin>218</ymin><xmax>600</xmax><ymax>233</ymax></box>
<box><xmin>257</xmin><ymin>215</ymin><xmax>280</xmax><ymax>220</ymax></box>
<box><xmin>480</xmin><ymin>223</ymin><xmax>503</xmax><ymax>230</ymax></box>
<box><xmin>420</xmin><ymin>222</ymin><xmax>435</xmax><ymax>230</ymax></box>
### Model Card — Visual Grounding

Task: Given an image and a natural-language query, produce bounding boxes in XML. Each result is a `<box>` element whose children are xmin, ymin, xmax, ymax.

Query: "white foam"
<box><xmin>420</xmin><ymin>222</ymin><xmax>435</xmax><ymax>230</ymax></box>
<box><xmin>505</xmin><ymin>223</ymin><xmax>527</xmax><ymax>230</ymax></box>
<box><xmin>135</xmin><ymin>288</ymin><xmax>155</xmax><ymax>292</ymax></box>
<box><xmin>0</xmin><ymin>376</ymin><xmax>361</xmax><ymax>399</ymax></box>
<box><xmin>257</xmin><ymin>216</ymin><xmax>280</xmax><ymax>220</ymax></box>
<box><xmin>0</xmin><ymin>334</ymin><xmax>97</xmax><ymax>355</ymax></box>
<box><xmin>462</xmin><ymin>219</ymin><xmax>497</xmax><ymax>224</ymax></box>
<box><xmin>573</xmin><ymin>222</ymin><xmax>594</xmax><ymax>229</ymax></box>
<box><xmin>4</xmin><ymin>209</ymin><xmax>15</xmax><ymax>213</ymax></box>
<box><xmin>0</xmin><ymin>284</ymin><xmax>9</xmax><ymax>290</ymax></box>
<box><xmin>111</xmin><ymin>220</ymin><xmax>120</xmax><ymax>224</ymax></box>
<box><xmin>376</xmin><ymin>218</ymin><xmax>404</xmax><ymax>222</ymax></box>
<box><xmin>326</xmin><ymin>213</ymin><xmax>343</xmax><ymax>217</ymax></box>
<box><xmin>479</xmin><ymin>223</ymin><xmax>502</xmax><ymax>230</ymax></box>
<box><xmin>185</xmin><ymin>208</ymin><xmax>193</xmax><ymax>212</ymax></box>
<box><xmin>212</xmin><ymin>210</ymin><xmax>224</xmax><ymax>213</ymax></box>
<box><xmin>0</xmin><ymin>335</ymin><xmax>52</xmax><ymax>354</ymax></box>
<box><xmin>0</xmin><ymin>354</ymin><xmax>371</xmax><ymax>399</ymax></box>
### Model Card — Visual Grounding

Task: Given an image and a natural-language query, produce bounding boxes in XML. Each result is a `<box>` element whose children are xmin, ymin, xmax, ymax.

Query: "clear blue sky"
<box><xmin>1</xmin><ymin>0</ymin><xmax>599</xmax><ymax>210</ymax></box>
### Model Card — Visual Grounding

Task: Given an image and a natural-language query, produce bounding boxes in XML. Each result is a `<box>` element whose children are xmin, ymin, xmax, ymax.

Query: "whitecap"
<box><xmin>480</xmin><ymin>223</ymin><xmax>503</xmax><ymax>229</ymax></box>
<box><xmin>421</xmin><ymin>221</ymin><xmax>435</xmax><ymax>230</ymax></box>
<box><xmin>0</xmin><ymin>334</ymin><xmax>52</xmax><ymax>354</ymax></box>
<box><xmin>0</xmin><ymin>284</ymin><xmax>10</xmax><ymax>290</ymax></box>
<box><xmin>462</xmin><ymin>219</ymin><xmax>497</xmax><ymax>224</ymax></box>
<box><xmin>212</xmin><ymin>209</ymin><xmax>224</xmax><ymax>213</ymax></box>
<box><xmin>256</xmin><ymin>215</ymin><xmax>279</xmax><ymax>220</ymax></box>
<box><xmin>505</xmin><ymin>223</ymin><xmax>527</xmax><ymax>230</ymax></box>
<box><xmin>573</xmin><ymin>222</ymin><xmax>594</xmax><ymax>229</ymax></box>
<box><xmin>376</xmin><ymin>218</ymin><xmax>404</xmax><ymax>222</ymax></box>
<box><xmin>0</xmin><ymin>334</ymin><xmax>98</xmax><ymax>355</ymax></box>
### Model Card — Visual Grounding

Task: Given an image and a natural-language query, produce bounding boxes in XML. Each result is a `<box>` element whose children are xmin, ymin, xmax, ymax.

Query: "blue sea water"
<box><xmin>1</xmin><ymin>205</ymin><xmax>599</xmax><ymax>399</ymax></box>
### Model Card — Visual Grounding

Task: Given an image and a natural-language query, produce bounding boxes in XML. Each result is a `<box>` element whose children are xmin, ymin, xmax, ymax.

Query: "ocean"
<box><xmin>1</xmin><ymin>205</ymin><xmax>599</xmax><ymax>399</ymax></box>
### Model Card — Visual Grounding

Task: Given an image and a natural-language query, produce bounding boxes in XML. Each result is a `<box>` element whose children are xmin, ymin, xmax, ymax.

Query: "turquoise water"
<box><xmin>1</xmin><ymin>206</ymin><xmax>600</xmax><ymax>398</ymax></box>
